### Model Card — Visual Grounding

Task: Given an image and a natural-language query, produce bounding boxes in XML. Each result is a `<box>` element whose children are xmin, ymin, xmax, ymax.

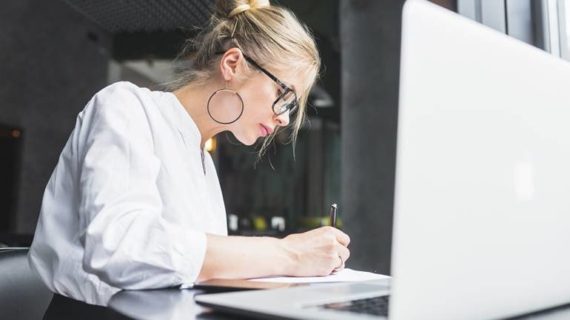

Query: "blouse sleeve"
<box><xmin>77</xmin><ymin>83</ymin><xmax>206</xmax><ymax>289</ymax></box>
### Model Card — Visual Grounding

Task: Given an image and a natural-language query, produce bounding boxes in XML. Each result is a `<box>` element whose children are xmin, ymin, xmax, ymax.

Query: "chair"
<box><xmin>0</xmin><ymin>248</ymin><xmax>53</xmax><ymax>319</ymax></box>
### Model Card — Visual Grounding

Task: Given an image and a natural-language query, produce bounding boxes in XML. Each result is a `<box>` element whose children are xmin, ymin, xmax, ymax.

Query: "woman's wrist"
<box><xmin>273</xmin><ymin>236</ymin><xmax>297</xmax><ymax>276</ymax></box>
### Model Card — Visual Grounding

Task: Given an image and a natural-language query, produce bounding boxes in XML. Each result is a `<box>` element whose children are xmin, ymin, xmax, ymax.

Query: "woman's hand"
<box><xmin>198</xmin><ymin>227</ymin><xmax>350</xmax><ymax>282</ymax></box>
<box><xmin>280</xmin><ymin>226</ymin><xmax>351</xmax><ymax>277</ymax></box>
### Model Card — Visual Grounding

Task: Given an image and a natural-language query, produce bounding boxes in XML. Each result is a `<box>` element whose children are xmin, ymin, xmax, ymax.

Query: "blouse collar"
<box><xmin>164</xmin><ymin>91</ymin><xmax>204</xmax><ymax>150</ymax></box>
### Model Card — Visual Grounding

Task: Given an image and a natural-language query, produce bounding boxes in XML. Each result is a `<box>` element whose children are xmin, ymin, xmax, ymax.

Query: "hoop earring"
<box><xmin>207</xmin><ymin>87</ymin><xmax>244</xmax><ymax>125</ymax></box>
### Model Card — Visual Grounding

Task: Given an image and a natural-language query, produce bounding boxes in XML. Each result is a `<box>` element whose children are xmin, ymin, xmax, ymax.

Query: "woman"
<box><xmin>29</xmin><ymin>0</ymin><xmax>350</xmax><ymax>305</ymax></box>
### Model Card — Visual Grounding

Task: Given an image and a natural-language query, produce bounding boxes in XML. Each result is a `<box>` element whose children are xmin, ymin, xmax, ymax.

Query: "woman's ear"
<box><xmin>219</xmin><ymin>48</ymin><xmax>244</xmax><ymax>82</ymax></box>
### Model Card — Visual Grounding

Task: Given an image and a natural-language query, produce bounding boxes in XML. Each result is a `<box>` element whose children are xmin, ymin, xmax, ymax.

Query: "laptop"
<box><xmin>195</xmin><ymin>0</ymin><xmax>570</xmax><ymax>319</ymax></box>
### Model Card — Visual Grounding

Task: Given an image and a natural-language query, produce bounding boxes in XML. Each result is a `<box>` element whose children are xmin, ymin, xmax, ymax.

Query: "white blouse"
<box><xmin>29</xmin><ymin>81</ymin><xmax>228</xmax><ymax>305</ymax></box>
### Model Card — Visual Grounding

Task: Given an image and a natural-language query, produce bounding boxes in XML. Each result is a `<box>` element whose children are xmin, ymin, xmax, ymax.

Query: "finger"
<box><xmin>332</xmin><ymin>264</ymin><xmax>344</xmax><ymax>274</ymax></box>
<box><xmin>332</xmin><ymin>253</ymin><xmax>346</xmax><ymax>274</ymax></box>
<box><xmin>329</xmin><ymin>227</ymin><xmax>350</xmax><ymax>247</ymax></box>
<box><xmin>337</xmin><ymin>243</ymin><xmax>350</xmax><ymax>264</ymax></box>
<box><xmin>318</xmin><ymin>226</ymin><xmax>350</xmax><ymax>246</ymax></box>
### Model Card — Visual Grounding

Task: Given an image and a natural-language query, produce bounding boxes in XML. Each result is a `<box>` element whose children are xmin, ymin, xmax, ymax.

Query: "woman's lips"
<box><xmin>260</xmin><ymin>124</ymin><xmax>272</xmax><ymax>137</ymax></box>
<box><xmin>260</xmin><ymin>125</ymin><xmax>268</xmax><ymax>137</ymax></box>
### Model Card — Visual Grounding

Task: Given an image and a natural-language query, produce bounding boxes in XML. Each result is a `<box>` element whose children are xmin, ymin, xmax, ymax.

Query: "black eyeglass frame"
<box><xmin>216</xmin><ymin>51</ymin><xmax>299</xmax><ymax>116</ymax></box>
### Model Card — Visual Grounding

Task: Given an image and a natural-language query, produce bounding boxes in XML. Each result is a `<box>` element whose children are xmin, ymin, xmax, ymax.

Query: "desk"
<box><xmin>109</xmin><ymin>288</ymin><xmax>236</xmax><ymax>320</ymax></box>
<box><xmin>42</xmin><ymin>289</ymin><xmax>238</xmax><ymax>320</ymax></box>
<box><xmin>42</xmin><ymin>287</ymin><xmax>570</xmax><ymax>320</ymax></box>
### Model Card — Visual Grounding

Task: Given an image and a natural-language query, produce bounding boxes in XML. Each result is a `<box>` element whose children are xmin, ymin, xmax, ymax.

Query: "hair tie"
<box><xmin>228</xmin><ymin>4</ymin><xmax>251</xmax><ymax>18</ymax></box>
<box><xmin>228</xmin><ymin>1</ymin><xmax>270</xmax><ymax>18</ymax></box>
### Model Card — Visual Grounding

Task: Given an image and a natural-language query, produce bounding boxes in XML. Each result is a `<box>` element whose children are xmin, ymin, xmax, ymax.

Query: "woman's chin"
<box><xmin>234</xmin><ymin>133</ymin><xmax>258</xmax><ymax>146</ymax></box>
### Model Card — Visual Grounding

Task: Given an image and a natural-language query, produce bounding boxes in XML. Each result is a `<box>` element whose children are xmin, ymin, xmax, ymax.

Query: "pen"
<box><xmin>329</xmin><ymin>203</ymin><xmax>337</xmax><ymax>228</ymax></box>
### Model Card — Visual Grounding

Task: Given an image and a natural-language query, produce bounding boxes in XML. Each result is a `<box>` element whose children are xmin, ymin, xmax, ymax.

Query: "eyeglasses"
<box><xmin>216</xmin><ymin>51</ymin><xmax>299</xmax><ymax>116</ymax></box>
<box><xmin>215</xmin><ymin>51</ymin><xmax>299</xmax><ymax>116</ymax></box>
<box><xmin>241</xmin><ymin>54</ymin><xmax>298</xmax><ymax>117</ymax></box>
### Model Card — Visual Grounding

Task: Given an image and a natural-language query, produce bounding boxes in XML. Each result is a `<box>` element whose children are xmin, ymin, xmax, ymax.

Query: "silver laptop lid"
<box><xmin>391</xmin><ymin>1</ymin><xmax>570</xmax><ymax>319</ymax></box>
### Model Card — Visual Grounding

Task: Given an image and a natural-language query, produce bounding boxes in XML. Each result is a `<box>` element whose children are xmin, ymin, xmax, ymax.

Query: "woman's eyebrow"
<box><xmin>287</xmin><ymin>84</ymin><xmax>297</xmax><ymax>94</ymax></box>
<box><xmin>279</xmin><ymin>79</ymin><xmax>296</xmax><ymax>91</ymax></box>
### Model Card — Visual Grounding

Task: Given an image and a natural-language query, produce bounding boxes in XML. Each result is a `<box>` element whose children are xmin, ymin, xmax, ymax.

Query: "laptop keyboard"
<box><xmin>321</xmin><ymin>295</ymin><xmax>390</xmax><ymax>316</ymax></box>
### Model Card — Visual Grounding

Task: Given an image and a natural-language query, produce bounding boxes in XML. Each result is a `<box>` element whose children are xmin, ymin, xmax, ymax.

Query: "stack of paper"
<box><xmin>248</xmin><ymin>268</ymin><xmax>390</xmax><ymax>284</ymax></box>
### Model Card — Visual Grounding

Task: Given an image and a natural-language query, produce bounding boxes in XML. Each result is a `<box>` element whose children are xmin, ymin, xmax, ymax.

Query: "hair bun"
<box><xmin>228</xmin><ymin>4</ymin><xmax>251</xmax><ymax>18</ymax></box>
<box><xmin>219</xmin><ymin>0</ymin><xmax>270</xmax><ymax>19</ymax></box>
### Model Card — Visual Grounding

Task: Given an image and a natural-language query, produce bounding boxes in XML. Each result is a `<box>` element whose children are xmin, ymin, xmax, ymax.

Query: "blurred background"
<box><xmin>1</xmin><ymin>0</ymin><xmax>569</xmax><ymax>274</ymax></box>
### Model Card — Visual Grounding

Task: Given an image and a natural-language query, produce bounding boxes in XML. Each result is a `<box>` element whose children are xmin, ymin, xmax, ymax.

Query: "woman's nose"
<box><xmin>274</xmin><ymin>110</ymin><xmax>290</xmax><ymax>127</ymax></box>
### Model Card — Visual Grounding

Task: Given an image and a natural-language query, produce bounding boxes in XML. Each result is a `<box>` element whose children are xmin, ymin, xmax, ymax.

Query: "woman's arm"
<box><xmin>198</xmin><ymin>226</ymin><xmax>351</xmax><ymax>281</ymax></box>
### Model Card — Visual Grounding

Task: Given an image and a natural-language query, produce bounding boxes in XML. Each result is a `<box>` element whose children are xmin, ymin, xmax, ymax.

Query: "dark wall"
<box><xmin>0</xmin><ymin>125</ymin><xmax>22</xmax><ymax>232</ymax></box>
<box><xmin>340</xmin><ymin>0</ymin><xmax>405</xmax><ymax>275</ymax></box>
<box><xmin>0</xmin><ymin>0</ymin><xmax>111</xmax><ymax>234</ymax></box>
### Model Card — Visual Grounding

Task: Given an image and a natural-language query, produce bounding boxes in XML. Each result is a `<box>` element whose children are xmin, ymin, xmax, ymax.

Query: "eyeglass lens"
<box><xmin>274</xmin><ymin>90</ymin><xmax>297</xmax><ymax>115</ymax></box>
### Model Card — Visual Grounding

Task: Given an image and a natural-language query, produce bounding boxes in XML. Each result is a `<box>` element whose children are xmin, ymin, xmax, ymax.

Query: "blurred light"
<box><xmin>271</xmin><ymin>216</ymin><xmax>286</xmax><ymax>232</ymax></box>
<box><xmin>11</xmin><ymin>130</ymin><xmax>21</xmax><ymax>138</ymax></box>
<box><xmin>309</xmin><ymin>84</ymin><xmax>334</xmax><ymax>108</ymax></box>
<box><xmin>252</xmin><ymin>216</ymin><xmax>267</xmax><ymax>231</ymax></box>
<box><xmin>228</xmin><ymin>214</ymin><xmax>238</xmax><ymax>231</ymax></box>
<box><xmin>205</xmin><ymin>137</ymin><xmax>217</xmax><ymax>153</ymax></box>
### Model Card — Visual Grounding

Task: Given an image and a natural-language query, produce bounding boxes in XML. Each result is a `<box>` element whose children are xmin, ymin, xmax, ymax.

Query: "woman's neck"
<box><xmin>173</xmin><ymin>83</ymin><xmax>226</xmax><ymax>148</ymax></box>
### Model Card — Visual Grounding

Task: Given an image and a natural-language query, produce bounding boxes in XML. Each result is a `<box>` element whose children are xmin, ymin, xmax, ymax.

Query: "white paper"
<box><xmin>248</xmin><ymin>268</ymin><xmax>390</xmax><ymax>284</ymax></box>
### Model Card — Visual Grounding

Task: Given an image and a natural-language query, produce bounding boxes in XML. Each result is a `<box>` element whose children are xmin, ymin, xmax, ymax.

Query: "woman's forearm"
<box><xmin>197</xmin><ymin>234</ymin><xmax>295</xmax><ymax>282</ymax></box>
<box><xmin>197</xmin><ymin>227</ymin><xmax>351</xmax><ymax>282</ymax></box>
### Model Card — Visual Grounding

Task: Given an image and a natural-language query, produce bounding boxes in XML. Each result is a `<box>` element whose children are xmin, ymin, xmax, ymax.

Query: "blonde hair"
<box><xmin>169</xmin><ymin>0</ymin><xmax>321</xmax><ymax>154</ymax></box>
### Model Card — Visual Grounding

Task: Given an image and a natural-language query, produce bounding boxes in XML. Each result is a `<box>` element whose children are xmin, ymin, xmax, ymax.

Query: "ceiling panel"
<box><xmin>62</xmin><ymin>0</ymin><xmax>214</xmax><ymax>33</ymax></box>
